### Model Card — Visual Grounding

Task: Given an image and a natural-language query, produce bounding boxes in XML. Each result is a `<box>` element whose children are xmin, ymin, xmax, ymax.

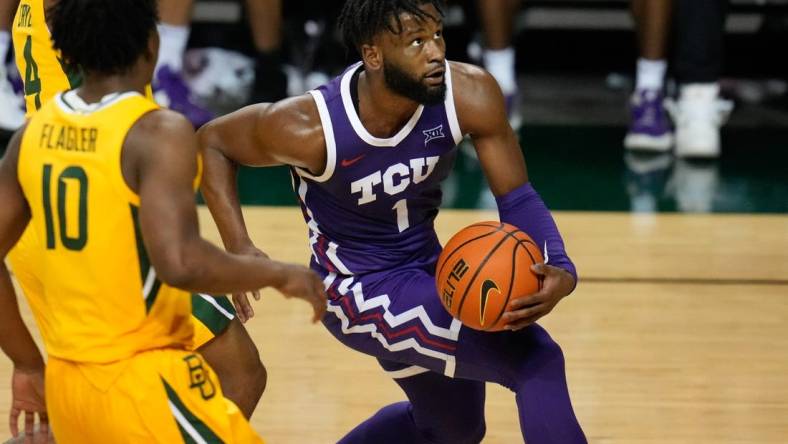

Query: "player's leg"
<box><xmin>625</xmin><ymin>0</ymin><xmax>673</xmax><ymax>151</ymax></box>
<box><xmin>477</xmin><ymin>0</ymin><xmax>521</xmax><ymax>118</ymax></box>
<box><xmin>154</xmin><ymin>0</ymin><xmax>214</xmax><ymax>128</ymax></box>
<box><xmin>245</xmin><ymin>0</ymin><xmax>287</xmax><ymax>103</ymax></box>
<box><xmin>322</xmin><ymin>269</ymin><xmax>585</xmax><ymax>443</ymax></box>
<box><xmin>46</xmin><ymin>349</ymin><xmax>265</xmax><ymax>443</ymax></box>
<box><xmin>338</xmin><ymin>359</ymin><xmax>486</xmax><ymax>444</ymax></box>
<box><xmin>156</xmin><ymin>0</ymin><xmax>193</xmax><ymax>73</ymax></box>
<box><xmin>672</xmin><ymin>0</ymin><xmax>730</xmax><ymax>158</ymax></box>
<box><xmin>197</xmin><ymin>319</ymin><xmax>268</xmax><ymax>419</ymax></box>
<box><xmin>191</xmin><ymin>293</ymin><xmax>267</xmax><ymax>419</ymax></box>
<box><xmin>0</xmin><ymin>0</ymin><xmax>24</xmax><ymax>133</ymax></box>
<box><xmin>455</xmin><ymin>324</ymin><xmax>586</xmax><ymax>443</ymax></box>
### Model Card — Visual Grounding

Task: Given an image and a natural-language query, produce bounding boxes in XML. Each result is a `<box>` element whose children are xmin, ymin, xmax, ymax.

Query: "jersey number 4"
<box><xmin>22</xmin><ymin>36</ymin><xmax>82</xmax><ymax>111</ymax></box>
<box><xmin>22</xmin><ymin>35</ymin><xmax>42</xmax><ymax>110</ymax></box>
<box><xmin>42</xmin><ymin>164</ymin><xmax>88</xmax><ymax>251</ymax></box>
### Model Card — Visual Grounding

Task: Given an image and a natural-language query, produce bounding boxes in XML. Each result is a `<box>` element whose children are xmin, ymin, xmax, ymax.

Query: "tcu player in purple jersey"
<box><xmin>198</xmin><ymin>0</ymin><xmax>586</xmax><ymax>442</ymax></box>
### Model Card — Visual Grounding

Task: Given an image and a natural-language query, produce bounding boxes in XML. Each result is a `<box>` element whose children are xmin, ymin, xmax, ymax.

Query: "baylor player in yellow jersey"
<box><xmin>12</xmin><ymin>0</ymin><xmax>80</xmax><ymax>116</ymax></box>
<box><xmin>9</xmin><ymin>0</ymin><xmax>272</xmax><ymax>420</ymax></box>
<box><xmin>0</xmin><ymin>0</ymin><xmax>326</xmax><ymax>441</ymax></box>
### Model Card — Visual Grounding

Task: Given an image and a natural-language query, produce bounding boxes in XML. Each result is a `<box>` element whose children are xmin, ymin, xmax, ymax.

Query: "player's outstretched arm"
<box><xmin>197</xmin><ymin>96</ymin><xmax>326</xmax><ymax>254</ymax></box>
<box><xmin>126</xmin><ymin>109</ymin><xmax>326</xmax><ymax>320</ymax></box>
<box><xmin>0</xmin><ymin>126</ymin><xmax>49</xmax><ymax>438</ymax></box>
<box><xmin>452</xmin><ymin>62</ymin><xmax>577</xmax><ymax>330</ymax></box>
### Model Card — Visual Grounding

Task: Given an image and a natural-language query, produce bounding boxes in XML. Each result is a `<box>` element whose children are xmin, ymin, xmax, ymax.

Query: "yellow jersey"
<box><xmin>12</xmin><ymin>0</ymin><xmax>81</xmax><ymax>116</ymax></box>
<box><xmin>12</xmin><ymin>0</ymin><xmax>153</xmax><ymax>116</ymax></box>
<box><xmin>17</xmin><ymin>90</ymin><xmax>194</xmax><ymax>363</ymax></box>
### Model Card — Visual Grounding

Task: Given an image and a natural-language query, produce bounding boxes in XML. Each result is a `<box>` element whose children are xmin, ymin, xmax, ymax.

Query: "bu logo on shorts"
<box><xmin>183</xmin><ymin>354</ymin><xmax>216</xmax><ymax>400</ymax></box>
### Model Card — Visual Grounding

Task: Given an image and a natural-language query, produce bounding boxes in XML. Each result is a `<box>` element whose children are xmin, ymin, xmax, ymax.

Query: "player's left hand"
<box><xmin>9</xmin><ymin>366</ymin><xmax>49</xmax><ymax>443</ymax></box>
<box><xmin>231</xmin><ymin>245</ymin><xmax>269</xmax><ymax>323</ymax></box>
<box><xmin>502</xmin><ymin>263</ymin><xmax>575</xmax><ymax>331</ymax></box>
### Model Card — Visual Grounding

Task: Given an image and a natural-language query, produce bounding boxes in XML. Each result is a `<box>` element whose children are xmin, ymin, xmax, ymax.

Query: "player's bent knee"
<box><xmin>429</xmin><ymin>409</ymin><xmax>486</xmax><ymax>444</ymax></box>
<box><xmin>198</xmin><ymin>319</ymin><xmax>266</xmax><ymax>416</ymax></box>
<box><xmin>411</xmin><ymin>394</ymin><xmax>486</xmax><ymax>443</ymax></box>
<box><xmin>421</xmin><ymin>418</ymin><xmax>485</xmax><ymax>444</ymax></box>
<box><xmin>250</xmin><ymin>356</ymin><xmax>268</xmax><ymax>398</ymax></box>
<box><xmin>443</xmin><ymin>417</ymin><xmax>486</xmax><ymax>444</ymax></box>
<box><xmin>537</xmin><ymin>331</ymin><xmax>565</xmax><ymax>363</ymax></box>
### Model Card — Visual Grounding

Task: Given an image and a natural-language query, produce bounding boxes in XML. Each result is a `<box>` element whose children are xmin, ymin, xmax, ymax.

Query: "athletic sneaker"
<box><xmin>153</xmin><ymin>65</ymin><xmax>214</xmax><ymax>128</ymax></box>
<box><xmin>624</xmin><ymin>89</ymin><xmax>673</xmax><ymax>152</ymax></box>
<box><xmin>667</xmin><ymin>83</ymin><xmax>733</xmax><ymax>159</ymax></box>
<box><xmin>0</xmin><ymin>64</ymin><xmax>25</xmax><ymax>132</ymax></box>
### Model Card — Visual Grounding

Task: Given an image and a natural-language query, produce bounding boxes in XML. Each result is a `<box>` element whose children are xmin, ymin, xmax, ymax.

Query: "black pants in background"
<box><xmin>673</xmin><ymin>0</ymin><xmax>729</xmax><ymax>84</ymax></box>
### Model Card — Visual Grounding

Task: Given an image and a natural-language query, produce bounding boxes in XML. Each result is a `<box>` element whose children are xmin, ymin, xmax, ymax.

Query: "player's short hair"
<box><xmin>338</xmin><ymin>0</ymin><xmax>445</xmax><ymax>52</ymax></box>
<box><xmin>49</xmin><ymin>0</ymin><xmax>158</xmax><ymax>76</ymax></box>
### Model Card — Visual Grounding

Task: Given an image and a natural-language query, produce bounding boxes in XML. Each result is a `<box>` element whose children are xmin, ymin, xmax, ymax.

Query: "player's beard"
<box><xmin>383</xmin><ymin>59</ymin><xmax>446</xmax><ymax>106</ymax></box>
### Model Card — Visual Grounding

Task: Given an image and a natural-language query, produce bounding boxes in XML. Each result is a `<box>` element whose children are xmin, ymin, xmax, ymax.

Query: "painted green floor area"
<box><xmin>231</xmin><ymin>125</ymin><xmax>788</xmax><ymax>213</ymax></box>
<box><xmin>1</xmin><ymin>125</ymin><xmax>782</xmax><ymax>213</ymax></box>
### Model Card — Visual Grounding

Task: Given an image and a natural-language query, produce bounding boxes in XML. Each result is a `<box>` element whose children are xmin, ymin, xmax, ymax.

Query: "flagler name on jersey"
<box><xmin>39</xmin><ymin>123</ymin><xmax>99</xmax><ymax>153</ymax></box>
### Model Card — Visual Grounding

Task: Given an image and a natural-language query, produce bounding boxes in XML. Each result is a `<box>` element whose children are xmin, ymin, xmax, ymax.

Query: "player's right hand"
<box><xmin>275</xmin><ymin>264</ymin><xmax>327</xmax><ymax>323</ymax></box>
<box><xmin>9</xmin><ymin>366</ymin><xmax>50</xmax><ymax>443</ymax></box>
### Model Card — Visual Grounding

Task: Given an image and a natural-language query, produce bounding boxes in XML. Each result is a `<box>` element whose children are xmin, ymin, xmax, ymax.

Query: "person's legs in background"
<box><xmin>155</xmin><ymin>0</ymin><xmax>214</xmax><ymax>128</ymax></box>
<box><xmin>0</xmin><ymin>0</ymin><xmax>23</xmax><ymax>133</ymax></box>
<box><xmin>671</xmin><ymin>0</ymin><xmax>731</xmax><ymax>158</ymax></box>
<box><xmin>624</xmin><ymin>0</ymin><xmax>673</xmax><ymax>152</ymax></box>
<box><xmin>246</xmin><ymin>0</ymin><xmax>287</xmax><ymax>103</ymax></box>
<box><xmin>477</xmin><ymin>0</ymin><xmax>521</xmax><ymax>120</ymax></box>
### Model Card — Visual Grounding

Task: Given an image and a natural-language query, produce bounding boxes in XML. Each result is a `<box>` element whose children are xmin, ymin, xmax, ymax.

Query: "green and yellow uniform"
<box><xmin>10</xmin><ymin>0</ymin><xmax>233</xmax><ymax>349</ymax></box>
<box><xmin>17</xmin><ymin>91</ymin><xmax>261</xmax><ymax>443</ymax></box>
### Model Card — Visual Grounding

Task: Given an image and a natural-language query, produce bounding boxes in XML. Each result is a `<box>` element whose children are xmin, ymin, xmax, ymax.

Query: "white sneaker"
<box><xmin>0</xmin><ymin>65</ymin><xmax>25</xmax><ymax>132</ymax></box>
<box><xmin>667</xmin><ymin>83</ymin><xmax>733</xmax><ymax>158</ymax></box>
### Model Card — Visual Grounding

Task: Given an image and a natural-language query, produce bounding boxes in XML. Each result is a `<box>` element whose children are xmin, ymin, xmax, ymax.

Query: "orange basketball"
<box><xmin>435</xmin><ymin>221</ymin><xmax>544</xmax><ymax>332</ymax></box>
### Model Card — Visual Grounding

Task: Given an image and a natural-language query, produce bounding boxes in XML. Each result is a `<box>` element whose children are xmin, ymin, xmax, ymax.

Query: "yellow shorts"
<box><xmin>46</xmin><ymin>349</ymin><xmax>264</xmax><ymax>443</ymax></box>
<box><xmin>8</xmin><ymin>227</ymin><xmax>235</xmax><ymax>349</ymax></box>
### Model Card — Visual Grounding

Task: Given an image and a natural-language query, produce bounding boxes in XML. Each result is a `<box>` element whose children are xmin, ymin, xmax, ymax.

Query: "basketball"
<box><xmin>435</xmin><ymin>222</ymin><xmax>544</xmax><ymax>332</ymax></box>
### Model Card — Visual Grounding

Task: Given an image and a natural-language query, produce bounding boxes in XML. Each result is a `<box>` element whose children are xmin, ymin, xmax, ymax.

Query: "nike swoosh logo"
<box><xmin>480</xmin><ymin>279</ymin><xmax>500</xmax><ymax>327</ymax></box>
<box><xmin>341</xmin><ymin>154</ymin><xmax>366</xmax><ymax>167</ymax></box>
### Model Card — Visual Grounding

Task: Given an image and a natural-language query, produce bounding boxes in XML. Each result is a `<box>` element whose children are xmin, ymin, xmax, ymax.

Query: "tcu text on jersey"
<box><xmin>350</xmin><ymin>156</ymin><xmax>440</xmax><ymax>205</ymax></box>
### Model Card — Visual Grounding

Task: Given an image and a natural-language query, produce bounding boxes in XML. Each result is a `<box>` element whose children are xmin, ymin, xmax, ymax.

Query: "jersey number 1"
<box><xmin>392</xmin><ymin>199</ymin><xmax>409</xmax><ymax>233</ymax></box>
<box><xmin>42</xmin><ymin>164</ymin><xmax>88</xmax><ymax>251</ymax></box>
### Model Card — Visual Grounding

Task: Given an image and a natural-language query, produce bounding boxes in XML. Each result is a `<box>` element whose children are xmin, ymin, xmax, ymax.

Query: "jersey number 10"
<box><xmin>42</xmin><ymin>164</ymin><xmax>88</xmax><ymax>251</ymax></box>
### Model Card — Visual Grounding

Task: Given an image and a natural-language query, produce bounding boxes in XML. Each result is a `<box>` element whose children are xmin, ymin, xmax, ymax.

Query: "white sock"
<box><xmin>680</xmin><ymin>83</ymin><xmax>720</xmax><ymax>101</ymax></box>
<box><xmin>0</xmin><ymin>31</ymin><xmax>11</xmax><ymax>66</ymax></box>
<box><xmin>156</xmin><ymin>23</ymin><xmax>189</xmax><ymax>73</ymax></box>
<box><xmin>635</xmin><ymin>58</ymin><xmax>667</xmax><ymax>91</ymax></box>
<box><xmin>483</xmin><ymin>46</ymin><xmax>517</xmax><ymax>95</ymax></box>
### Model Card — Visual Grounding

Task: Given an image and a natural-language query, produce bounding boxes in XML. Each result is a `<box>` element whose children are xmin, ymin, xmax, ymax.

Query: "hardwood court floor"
<box><xmin>2</xmin><ymin>208</ymin><xmax>787</xmax><ymax>443</ymax></box>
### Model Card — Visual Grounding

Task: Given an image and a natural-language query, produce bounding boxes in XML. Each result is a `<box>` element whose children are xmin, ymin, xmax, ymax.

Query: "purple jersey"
<box><xmin>292</xmin><ymin>61</ymin><xmax>464</xmax><ymax>275</ymax></box>
<box><xmin>295</xmin><ymin>62</ymin><xmax>586</xmax><ymax>444</ymax></box>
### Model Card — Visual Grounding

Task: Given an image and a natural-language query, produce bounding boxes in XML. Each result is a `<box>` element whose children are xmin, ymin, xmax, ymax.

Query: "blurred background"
<box><xmin>0</xmin><ymin>2</ymin><xmax>786</xmax><ymax>442</ymax></box>
<box><xmin>2</xmin><ymin>0</ymin><xmax>787</xmax><ymax>213</ymax></box>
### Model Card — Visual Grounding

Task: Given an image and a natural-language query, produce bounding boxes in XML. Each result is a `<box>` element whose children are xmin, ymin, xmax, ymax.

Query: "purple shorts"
<box><xmin>320</xmin><ymin>264</ymin><xmax>463</xmax><ymax>378</ymax></box>
<box><xmin>319</xmin><ymin>261</ymin><xmax>561</xmax><ymax>391</ymax></box>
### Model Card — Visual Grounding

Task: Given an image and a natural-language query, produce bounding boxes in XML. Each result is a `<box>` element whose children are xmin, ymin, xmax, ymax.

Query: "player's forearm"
<box><xmin>495</xmin><ymin>183</ymin><xmax>578</xmax><ymax>290</ymax></box>
<box><xmin>0</xmin><ymin>266</ymin><xmax>44</xmax><ymax>371</ymax></box>
<box><xmin>160</xmin><ymin>237</ymin><xmax>285</xmax><ymax>294</ymax></box>
<box><xmin>199</xmin><ymin>144</ymin><xmax>256</xmax><ymax>253</ymax></box>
